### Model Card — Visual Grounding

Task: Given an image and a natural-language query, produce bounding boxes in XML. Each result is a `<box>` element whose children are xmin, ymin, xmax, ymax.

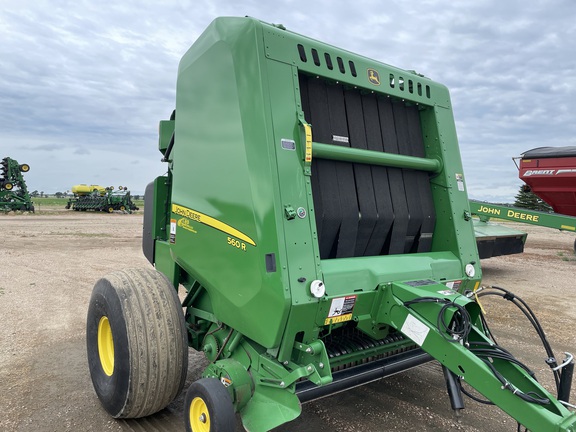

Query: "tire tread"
<box><xmin>96</xmin><ymin>268</ymin><xmax>187</xmax><ymax>418</ymax></box>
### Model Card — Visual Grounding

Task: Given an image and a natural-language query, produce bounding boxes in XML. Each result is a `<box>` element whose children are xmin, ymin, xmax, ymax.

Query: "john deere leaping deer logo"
<box><xmin>367</xmin><ymin>68</ymin><xmax>380</xmax><ymax>85</ymax></box>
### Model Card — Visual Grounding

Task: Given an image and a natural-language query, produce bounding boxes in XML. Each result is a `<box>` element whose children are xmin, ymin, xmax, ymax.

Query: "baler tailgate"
<box><xmin>299</xmin><ymin>74</ymin><xmax>437</xmax><ymax>258</ymax></box>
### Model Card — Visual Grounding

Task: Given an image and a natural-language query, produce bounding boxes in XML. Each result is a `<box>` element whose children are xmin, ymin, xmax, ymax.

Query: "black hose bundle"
<box><xmin>403</xmin><ymin>296</ymin><xmax>471</xmax><ymax>343</ymax></box>
<box><xmin>405</xmin><ymin>288</ymin><xmax>556</xmax><ymax>416</ymax></box>
<box><xmin>477</xmin><ymin>285</ymin><xmax>561</xmax><ymax>393</ymax></box>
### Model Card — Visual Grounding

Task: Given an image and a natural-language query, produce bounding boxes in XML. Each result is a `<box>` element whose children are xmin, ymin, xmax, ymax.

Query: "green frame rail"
<box><xmin>311</xmin><ymin>142</ymin><xmax>442</xmax><ymax>172</ymax></box>
<box><xmin>470</xmin><ymin>200</ymin><xmax>576</xmax><ymax>232</ymax></box>
<box><xmin>470</xmin><ymin>200</ymin><xmax>576</xmax><ymax>253</ymax></box>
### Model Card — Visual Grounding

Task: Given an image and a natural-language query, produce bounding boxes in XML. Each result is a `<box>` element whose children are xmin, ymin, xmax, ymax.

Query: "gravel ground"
<box><xmin>0</xmin><ymin>212</ymin><xmax>575</xmax><ymax>432</ymax></box>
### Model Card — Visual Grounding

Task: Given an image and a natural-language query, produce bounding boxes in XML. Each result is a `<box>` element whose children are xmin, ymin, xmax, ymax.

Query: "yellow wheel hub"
<box><xmin>97</xmin><ymin>316</ymin><xmax>114</xmax><ymax>376</ymax></box>
<box><xmin>190</xmin><ymin>397</ymin><xmax>210</xmax><ymax>432</ymax></box>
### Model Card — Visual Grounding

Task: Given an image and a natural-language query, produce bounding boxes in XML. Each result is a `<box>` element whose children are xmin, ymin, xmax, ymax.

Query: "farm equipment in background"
<box><xmin>86</xmin><ymin>17</ymin><xmax>576</xmax><ymax>432</ymax></box>
<box><xmin>71</xmin><ymin>184</ymin><xmax>107</xmax><ymax>196</ymax></box>
<box><xmin>470</xmin><ymin>200</ymin><xmax>576</xmax><ymax>254</ymax></box>
<box><xmin>471</xmin><ymin>147</ymin><xmax>576</xmax><ymax>254</ymax></box>
<box><xmin>518</xmin><ymin>146</ymin><xmax>576</xmax><ymax>217</ymax></box>
<box><xmin>472</xmin><ymin>215</ymin><xmax>528</xmax><ymax>259</ymax></box>
<box><xmin>0</xmin><ymin>157</ymin><xmax>34</xmax><ymax>213</ymax></box>
<box><xmin>66</xmin><ymin>185</ymin><xmax>139</xmax><ymax>213</ymax></box>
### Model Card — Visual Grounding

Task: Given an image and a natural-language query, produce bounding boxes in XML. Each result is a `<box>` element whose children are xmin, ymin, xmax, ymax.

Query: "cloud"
<box><xmin>0</xmin><ymin>0</ymin><xmax>575</xmax><ymax>203</ymax></box>
<box><xmin>74</xmin><ymin>147</ymin><xmax>91</xmax><ymax>155</ymax></box>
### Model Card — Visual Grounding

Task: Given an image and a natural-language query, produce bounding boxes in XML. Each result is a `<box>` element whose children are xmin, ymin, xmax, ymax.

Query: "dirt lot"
<box><xmin>1</xmin><ymin>211</ymin><xmax>575</xmax><ymax>432</ymax></box>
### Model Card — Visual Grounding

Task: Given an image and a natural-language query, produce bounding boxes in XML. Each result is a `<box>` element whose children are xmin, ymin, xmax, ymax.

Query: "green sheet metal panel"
<box><xmin>169</xmin><ymin>18</ymin><xmax>290</xmax><ymax>348</ymax></box>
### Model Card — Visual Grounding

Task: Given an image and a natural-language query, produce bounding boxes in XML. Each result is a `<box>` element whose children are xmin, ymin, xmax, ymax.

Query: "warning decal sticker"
<box><xmin>445</xmin><ymin>280</ymin><xmax>462</xmax><ymax>291</ymax></box>
<box><xmin>325</xmin><ymin>295</ymin><xmax>356</xmax><ymax>325</ymax></box>
<box><xmin>169</xmin><ymin>219</ymin><xmax>176</xmax><ymax>244</ymax></box>
<box><xmin>455</xmin><ymin>173</ymin><xmax>465</xmax><ymax>192</ymax></box>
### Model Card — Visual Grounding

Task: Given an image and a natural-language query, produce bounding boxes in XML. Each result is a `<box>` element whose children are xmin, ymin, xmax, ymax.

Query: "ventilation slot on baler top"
<box><xmin>298</xmin><ymin>74</ymin><xmax>436</xmax><ymax>259</ymax></box>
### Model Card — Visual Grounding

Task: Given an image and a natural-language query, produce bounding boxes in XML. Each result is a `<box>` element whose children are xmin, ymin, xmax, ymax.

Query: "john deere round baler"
<box><xmin>86</xmin><ymin>17</ymin><xmax>576</xmax><ymax>432</ymax></box>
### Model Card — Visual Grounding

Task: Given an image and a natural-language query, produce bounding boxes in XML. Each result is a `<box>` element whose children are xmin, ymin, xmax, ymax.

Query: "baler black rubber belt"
<box><xmin>351</xmin><ymin>92</ymin><xmax>394</xmax><ymax>256</ymax></box>
<box><xmin>377</xmin><ymin>98</ymin><xmax>411</xmax><ymax>254</ymax></box>
<box><xmin>390</xmin><ymin>101</ymin><xmax>424</xmax><ymax>253</ymax></box>
<box><xmin>304</xmin><ymin>77</ymin><xmax>348</xmax><ymax>258</ymax></box>
<box><xmin>325</xmin><ymin>84</ymin><xmax>359</xmax><ymax>258</ymax></box>
<box><xmin>405</xmin><ymin>105</ymin><xmax>436</xmax><ymax>252</ymax></box>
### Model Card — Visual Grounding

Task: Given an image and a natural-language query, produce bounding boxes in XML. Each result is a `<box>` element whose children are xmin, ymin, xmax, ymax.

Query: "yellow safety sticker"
<box><xmin>325</xmin><ymin>313</ymin><xmax>353</xmax><ymax>325</ymax></box>
<box><xmin>304</xmin><ymin>123</ymin><xmax>312</xmax><ymax>163</ymax></box>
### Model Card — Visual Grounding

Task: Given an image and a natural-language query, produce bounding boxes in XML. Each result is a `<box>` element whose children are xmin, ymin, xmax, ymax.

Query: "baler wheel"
<box><xmin>4</xmin><ymin>182</ymin><xmax>13</xmax><ymax>190</ymax></box>
<box><xmin>86</xmin><ymin>268</ymin><xmax>188</xmax><ymax>418</ymax></box>
<box><xmin>107</xmin><ymin>207</ymin><xmax>114</xmax><ymax>213</ymax></box>
<box><xmin>120</xmin><ymin>205</ymin><xmax>126</xmax><ymax>211</ymax></box>
<box><xmin>184</xmin><ymin>378</ymin><xmax>235</xmax><ymax>432</ymax></box>
<box><xmin>19</xmin><ymin>164</ymin><xmax>30</xmax><ymax>172</ymax></box>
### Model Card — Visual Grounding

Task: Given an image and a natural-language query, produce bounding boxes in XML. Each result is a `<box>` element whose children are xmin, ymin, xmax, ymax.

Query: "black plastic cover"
<box><xmin>142</xmin><ymin>181</ymin><xmax>156</xmax><ymax>265</ymax></box>
<box><xmin>522</xmin><ymin>146</ymin><xmax>576</xmax><ymax>159</ymax></box>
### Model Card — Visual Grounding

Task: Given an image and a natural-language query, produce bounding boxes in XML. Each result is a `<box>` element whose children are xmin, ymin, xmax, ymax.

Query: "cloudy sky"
<box><xmin>2</xmin><ymin>0</ymin><xmax>575</xmax><ymax>201</ymax></box>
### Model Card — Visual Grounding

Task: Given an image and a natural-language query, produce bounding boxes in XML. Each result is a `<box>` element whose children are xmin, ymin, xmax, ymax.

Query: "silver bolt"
<box><xmin>305</xmin><ymin>347</ymin><xmax>312</xmax><ymax>353</ymax></box>
<box><xmin>307</xmin><ymin>366</ymin><xmax>313</xmax><ymax>372</ymax></box>
<box><xmin>199</xmin><ymin>413</ymin><xmax>207</xmax><ymax>423</ymax></box>
<box><xmin>280</xmin><ymin>381</ymin><xmax>285</xmax><ymax>387</ymax></box>
<box><xmin>319</xmin><ymin>362</ymin><xmax>324</xmax><ymax>369</ymax></box>
<box><xmin>283</xmin><ymin>361</ymin><xmax>289</xmax><ymax>365</ymax></box>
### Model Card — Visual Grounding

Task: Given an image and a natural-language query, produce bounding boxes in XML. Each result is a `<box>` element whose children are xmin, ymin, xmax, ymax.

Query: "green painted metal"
<box><xmin>384</xmin><ymin>281</ymin><xmax>576</xmax><ymax>432</ymax></box>
<box><xmin>473</xmin><ymin>219</ymin><xmax>528</xmax><ymax>238</ymax></box>
<box><xmin>471</xmin><ymin>199</ymin><xmax>576</xmax><ymax>232</ymax></box>
<box><xmin>0</xmin><ymin>157</ymin><xmax>34</xmax><ymax>212</ymax></box>
<box><xmin>141</xmin><ymin>17</ymin><xmax>576</xmax><ymax>432</ymax></box>
<box><xmin>311</xmin><ymin>142</ymin><xmax>442</xmax><ymax>172</ymax></box>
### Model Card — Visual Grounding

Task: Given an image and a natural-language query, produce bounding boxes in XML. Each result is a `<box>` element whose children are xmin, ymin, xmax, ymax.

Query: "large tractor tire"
<box><xmin>86</xmin><ymin>268</ymin><xmax>188</xmax><ymax>418</ymax></box>
<box><xmin>185</xmin><ymin>378</ymin><xmax>235</xmax><ymax>432</ymax></box>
